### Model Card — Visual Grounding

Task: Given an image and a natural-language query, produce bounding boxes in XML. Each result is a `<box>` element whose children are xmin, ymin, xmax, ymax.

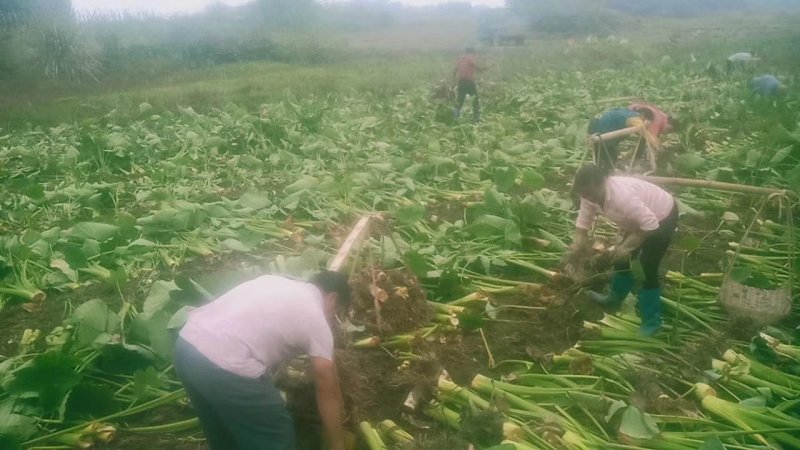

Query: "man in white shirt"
<box><xmin>565</xmin><ymin>165</ymin><xmax>678</xmax><ymax>336</ymax></box>
<box><xmin>173</xmin><ymin>271</ymin><xmax>350</xmax><ymax>450</ymax></box>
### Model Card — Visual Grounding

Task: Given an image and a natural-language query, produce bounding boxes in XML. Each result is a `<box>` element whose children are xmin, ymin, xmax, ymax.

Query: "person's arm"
<box><xmin>311</xmin><ymin>356</ymin><xmax>346</xmax><ymax>450</ymax></box>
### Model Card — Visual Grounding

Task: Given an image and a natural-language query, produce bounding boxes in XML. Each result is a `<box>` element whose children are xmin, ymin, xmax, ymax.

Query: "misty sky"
<box><xmin>73</xmin><ymin>0</ymin><xmax>505</xmax><ymax>16</ymax></box>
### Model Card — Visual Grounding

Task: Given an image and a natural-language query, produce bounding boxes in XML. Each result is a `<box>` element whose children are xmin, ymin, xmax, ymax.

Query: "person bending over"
<box><xmin>565</xmin><ymin>165</ymin><xmax>678</xmax><ymax>336</ymax></box>
<box><xmin>174</xmin><ymin>271</ymin><xmax>351</xmax><ymax>450</ymax></box>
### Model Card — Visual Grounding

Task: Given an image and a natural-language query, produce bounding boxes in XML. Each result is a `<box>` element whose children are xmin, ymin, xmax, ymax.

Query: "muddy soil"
<box><xmin>350</xmin><ymin>268</ymin><xmax>432</xmax><ymax>335</ymax></box>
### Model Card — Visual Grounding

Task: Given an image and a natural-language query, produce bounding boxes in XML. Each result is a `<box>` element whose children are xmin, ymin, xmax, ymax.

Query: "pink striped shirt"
<box><xmin>576</xmin><ymin>176</ymin><xmax>674</xmax><ymax>232</ymax></box>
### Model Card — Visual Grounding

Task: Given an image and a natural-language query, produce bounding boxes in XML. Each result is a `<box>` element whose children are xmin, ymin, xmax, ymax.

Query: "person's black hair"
<box><xmin>639</xmin><ymin>107</ymin><xmax>655</xmax><ymax>122</ymax></box>
<box><xmin>309</xmin><ymin>270</ymin><xmax>352</xmax><ymax>308</ymax></box>
<box><xmin>571</xmin><ymin>164</ymin><xmax>611</xmax><ymax>198</ymax></box>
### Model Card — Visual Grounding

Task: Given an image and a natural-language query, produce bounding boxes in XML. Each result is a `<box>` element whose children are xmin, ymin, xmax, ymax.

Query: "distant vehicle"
<box><xmin>478</xmin><ymin>14</ymin><xmax>526</xmax><ymax>46</ymax></box>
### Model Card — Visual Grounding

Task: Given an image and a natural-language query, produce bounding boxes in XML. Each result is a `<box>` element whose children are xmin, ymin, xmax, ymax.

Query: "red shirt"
<box><xmin>629</xmin><ymin>103</ymin><xmax>670</xmax><ymax>137</ymax></box>
<box><xmin>456</xmin><ymin>55</ymin><xmax>477</xmax><ymax>81</ymax></box>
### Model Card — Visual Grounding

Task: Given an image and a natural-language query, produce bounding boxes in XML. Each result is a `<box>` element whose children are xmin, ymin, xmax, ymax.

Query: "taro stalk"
<box><xmin>694</xmin><ymin>383</ymin><xmax>800</xmax><ymax>449</ymax></box>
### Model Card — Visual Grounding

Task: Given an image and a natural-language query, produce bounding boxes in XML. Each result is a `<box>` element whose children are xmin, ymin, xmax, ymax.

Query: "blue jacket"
<box><xmin>588</xmin><ymin>108</ymin><xmax>641</xmax><ymax>135</ymax></box>
<box><xmin>750</xmin><ymin>75</ymin><xmax>782</xmax><ymax>96</ymax></box>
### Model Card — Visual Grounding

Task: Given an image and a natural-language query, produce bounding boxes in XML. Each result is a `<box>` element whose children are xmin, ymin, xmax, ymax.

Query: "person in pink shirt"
<box><xmin>628</xmin><ymin>102</ymin><xmax>675</xmax><ymax>138</ymax></box>
<box><xmin>173</xmin><ymin>271</ymin><xmax>350</xmax><ymax>450</ymax></box>
<box><xmin>565</xmin><ymin>165</ymin><xmax>678</xmax><ymax>336</ymax></box>
<box><xmin>453</xmin><ymin>47</ymin><xmax>482</xmax><ymax>122</ymax></box>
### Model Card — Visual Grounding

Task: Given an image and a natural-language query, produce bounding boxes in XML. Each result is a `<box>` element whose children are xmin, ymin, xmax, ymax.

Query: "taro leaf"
<box><xmin>699</xmin><ymin>436</ymin><xmax>726</xmax><ymax>450</ymax></box>
<box><xmin>133</xmin><ymin>311</ymin><xmax>173</xmax><ymax>361</ymax></box>
<box><xmin>143</xmin><ymin>280</ymin><xmax>180</xmax><ymax>318</ymax></box>
<box><xmin>739</xmin><ymin>396</ymin><xmax>767</xmax><ymax>407</ymax></box>
<box><xmin>285</xmin><ymin>175</ymin><xmax>319</xmax><ymax>193</ymax></box>
<box><xmin>396</xmin><ymin>203</ymin><xmax>426</xmax><ymax>225</ymax></box>
<box><xmin>675</xmin><ymin>235</ymin><xmax>701</xmax><ymax>252</ymax></box>
<box><xmin>221</xmin><ymin>238</ymin><xmax>252</xmax><ymax>253</ymax></box>
<box><xmin>132</xmin><ymin>366</ymin><xmax>162</xmax><ymax>400</ymax></box>
<box><xmin>483</xmin><ymin>446</ymin><xmax>515</xmax><ymax>450</ymax></box>
<box><xmin>64</xmin><ymin>382</ymin><xmax>117</xmax><ymax>419</ymax></box>
<box><xmin>167</xmin><ymin>306</ymin><xmax>195</xmax><ymax>330</ymax></box>
<box><xmin>70</xmin><ymin>222</ymin><xmax>119</xmax><ymax>242</ymax></box>
<box><xmin>729</xmin><ymin>266</ymin><xmax>752</xmax><ymax>284</ymax></box>
<box><xmin>6</xmin><ymin>352</ymin><xmax>82</xmax><ymax>415</ymax></box>
<box><xmin>483</xmin><ymin>187</ymin><xmax>506</xmax><ymax>214</ymax></box>
<box><xmin>605</xmin><ymin>398</ymin><xmax>628</xmax><ymax>422</ymax></box>
<box><xmin>674</xmin><ymin>153</ymin><xmax>707</xmax><ymax>172</ymax></box>
<box><xmin>63</xmin><ymin>246</ymin><xmax>89</xmax><ymax>269</ymax></box>
<box><xmin>785</xmin><ymin>162</ymin><xmax>800</xmax><ymax>195</ymax></box>
<box><xmin>504</xmin><ymin>220</ymin><xmax>522</xmax><ymax>247</ymax></box>
<box><xmin>405</xmin><ymin>250</ymin><xmax>432</xmax><ymax>278</ymax></box>
<box><xmin>0</xmin><ymin>401</ymin><xmax>36</xmax><ymax>442</ymax></box>
<box><xmin>70</xmin><ymin>299</ymin><xmax>120</xmax><ymax>348</ymax></box>
<box><xmin>619</xmin><ymin>405</ymin><xmax>659</xmax><ymax>440</ymax></box>
<box><xmin>95</xmin><ymin>343</ymin><xmax>156</xmax><ymax>375</ymax></box>
<box><xmin>238</xmin><ymin>191</ymin><xmax>272</xmax><ymax>210</ymax></box>
<box><xmin>745</xmin><ymin>149</ymin><xmax>762</xmax><ymax>168</ymax></box>
<box><xmin>770</xmin><ymin>145</ymin><xmax>793</xmax><ymax>164</ymax></box>
<box><xmin>521</xmin><ymin>169</ymin><xmax>545</xmax><ymax>190</ymax></box>
<box><xmin>493</xmin><ymin>166</ymin><xmax>517</xmax><ymax>192</ymax></box>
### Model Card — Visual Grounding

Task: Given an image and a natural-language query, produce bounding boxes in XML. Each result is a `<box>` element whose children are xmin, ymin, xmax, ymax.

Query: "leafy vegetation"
<box><xmin>0</xmin><ymin>3</ymin><xmax>799</xmax><ymax>450</ymax></box>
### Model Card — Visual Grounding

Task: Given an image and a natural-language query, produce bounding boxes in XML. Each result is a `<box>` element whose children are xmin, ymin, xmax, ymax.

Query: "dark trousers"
<box><xmin>173</xmin><ymin>337</ymin><xmax>294</xmax><ymax>450</ymax></box>
<box><xmin>614</xmin><ymin>202</ymin><xmax>679</xmax><ymax>289</ymax></box>
<box><xmin>456</xmin><ymin>79</ymin><xmax>480</xmax><ymax>116</ymax></box>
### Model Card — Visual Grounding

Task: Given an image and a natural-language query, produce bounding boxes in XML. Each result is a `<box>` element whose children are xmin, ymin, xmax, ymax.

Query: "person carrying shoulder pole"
<box><xmin>453</xmin><ymin>47</ymin><xmax>482</xmax><ymax>122</ymax></box>
<box><xmin>564</xmin><ymin>165</ymin><xmax>679</xmax><ymax>336</ymax></box>
<box><xmin>588</xmin><ymin>104</ymin><xmax>675</xmax><ymax>172</ymax></box>
<box><xmin>173</xmin><ymin>271</ymin><xmax>351</xmax><ymax>450</ymax></box>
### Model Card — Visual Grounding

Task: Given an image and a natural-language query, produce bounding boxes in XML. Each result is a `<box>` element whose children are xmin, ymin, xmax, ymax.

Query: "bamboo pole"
<box><xmin>327</xmin><ymin>215</ymin><xmax>380</xmax><ymax>272</ymax></box>
<box><xmin>639</xmin><ymin>176</ymin><xmax>793</xmax><ymax>197</ymax></box>
<box><xmin>589</xmin><ymin>125</ymin><xmax>644</xmax><ymax>143</ymax></box>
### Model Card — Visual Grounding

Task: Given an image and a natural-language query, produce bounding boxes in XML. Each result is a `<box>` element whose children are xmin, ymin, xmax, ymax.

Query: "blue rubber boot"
<box><xmin>588</xmin><ymin>272</ymin><xmax>634</xmax><ymax>309</ymax></box>
<box><xmin>638</xmin><ymin>288</ymin><xmax>662</xmax><ymax>336</ymax></box>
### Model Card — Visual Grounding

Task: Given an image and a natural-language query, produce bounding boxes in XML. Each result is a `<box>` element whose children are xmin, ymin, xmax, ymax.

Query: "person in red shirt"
<box><xmin>453</xmin><ymin>47</ymin><xmax>481</xmax><ymax>122</ymax></box>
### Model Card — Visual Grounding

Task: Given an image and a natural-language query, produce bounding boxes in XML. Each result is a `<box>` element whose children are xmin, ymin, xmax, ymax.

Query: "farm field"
<box><xmin>1</xmin><ymin>7</ymin><xmax>800</xmax><ymax>450</ymax></box>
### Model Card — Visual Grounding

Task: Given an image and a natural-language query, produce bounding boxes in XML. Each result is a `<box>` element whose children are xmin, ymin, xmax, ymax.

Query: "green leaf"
<box><xmin>70</xmin><ymin>299</ymin><xmax>119</xmax><ymax>348</ymax></box>
<box><xmin>6</xmin><ymin>352</ymin><xmax>82</xmax><ymax>414</ymax></box>
<box><xmin>132</xmin><ymin>366</ymin><xmax>162</xmax><ymax>400</ymax></box>
<box><xmin>396</xmin><ymin>203</ymin><xmax>425</xmax><ymax>225</ymax></box>
<box><xmin>699</xmin><ymin>436</ymin><xmax>726</xmax><ymax>450</ymax></box>
<box><xmin>493</xmin><ymin>166</ymin><xmax>517</xmax><ymax>192</ymax></box>
<box><xmin>504</xmin><ymin>220</ymin><xmax>522</xmax><ymax>246</ymax></box>
<box><xmin>167</xmin><ymin>306</ymin><xmax>195</xmax><ymax>329</ymax></box>
<box><xmin>521</xmin><ymin>169</ymin><xmax>545</xmax><ymax>190</ymax></box>
<box><xmin>405</xmin><ymin>250</ymin><xmax>432</xmax><ymax>277</ymax></box>
<box><xmin>605</xmin><ymin>398</ymin><xmax>628</xmax><ymax>421</ymax></box>
<box><xmin>238</xmin><ymin>191</ymin><xmax>272</xmax><ymax>210</ymax></box>
<box><xmin>285</xmin><ymin>175</ymin><xmax>319</xmax><ymax>193</ymax></box>
<box><xmin>0</xmin><ymin>401</ymin><xmax>36</xmax><ymax>442</ymax></box>
<box><xmin>64</xmin><ymin>382</ymin><xmax>117</xmax><ymax>419</ymax></box>
<box><xmin>619</xmin><ymin>406</ymin><xmax>659</xmax><ymax>440</ymax></box>
<box><xmin>135</xmin><ymin>311</ymin><xmax>173</xmax><ymax>361</ymax></box>
<box><xmin>674</xmin><ymin>153</ymin><xmax>707</xmax><ymax>172</ymax></box>
<box><xmin>770</xmin><ymin>145</ymin><xmax>793</xmax><ymax>164</ymax></box>
<box><xmin>483</xmin><ymin>445</ymin><xmax>515</xmax><ymax>450</ymax></box>
<box><xmin>70</xmin><ymin>222</ymin><xmax>119</xmax><ymax>242</ymax></box>
<box><xmin>143</xmin><ymin>280</ymin><xmax>180</xmax><ymax>318</ymax></box>
<box><xmin>221</xmin><ymin>238</ymin><xmax>253</xmax><ymax>252</ymax></box>
<box><xmin>729</xmin><ymin>266</ymin><xmax>752</xmax><ymax>284</ymax></box>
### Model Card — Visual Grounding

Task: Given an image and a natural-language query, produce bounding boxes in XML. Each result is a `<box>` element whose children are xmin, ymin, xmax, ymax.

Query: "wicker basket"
<box><xmin>719</xmin><ymin>275</ymin><xmax>792</xmax><ymax>326</ymax></box>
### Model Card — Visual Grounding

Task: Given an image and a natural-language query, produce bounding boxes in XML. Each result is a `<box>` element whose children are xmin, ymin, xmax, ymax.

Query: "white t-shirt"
<box><xmin>179</xmin><ymin>275</ymin><xmax>334</xmax><ymax>379</ymax></box>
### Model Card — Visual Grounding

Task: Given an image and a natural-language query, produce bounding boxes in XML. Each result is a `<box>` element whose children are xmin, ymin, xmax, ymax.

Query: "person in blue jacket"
<box><xmin>750</xmin><ymin>75</ymin><xmax>786</xmax><ymax>97</ymax></box>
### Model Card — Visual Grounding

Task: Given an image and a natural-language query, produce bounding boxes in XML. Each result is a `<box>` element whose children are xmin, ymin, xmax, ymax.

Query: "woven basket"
<box><xmin>719</xmin><ymin>275</ymin><xmax>792</xmax><ymax>326</ymax></box>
